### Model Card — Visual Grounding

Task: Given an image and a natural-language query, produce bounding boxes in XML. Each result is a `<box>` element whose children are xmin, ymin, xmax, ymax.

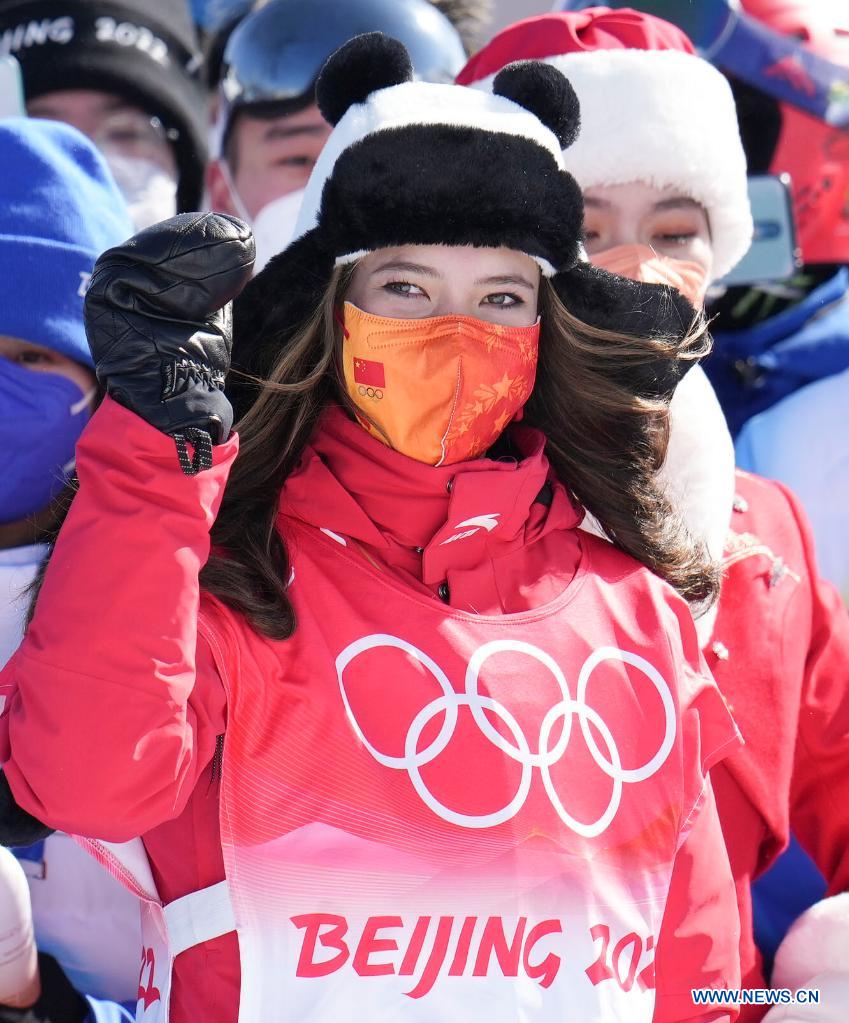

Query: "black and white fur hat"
<box><xmin>233</xmin><ymin>32</ymin><xmax>696</xmax><ymax>404</ymax></box>
<box><xmin>294</xmin><ymin>33</ymin><xmax>583</xmax><ymax>276</ymax></box>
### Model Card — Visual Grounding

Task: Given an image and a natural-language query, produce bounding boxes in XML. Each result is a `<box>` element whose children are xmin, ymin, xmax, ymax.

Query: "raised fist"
<box><xmin>85</xmin><ymin>213</ymin><xmax>255</xmax><ymax>468</ymax></box>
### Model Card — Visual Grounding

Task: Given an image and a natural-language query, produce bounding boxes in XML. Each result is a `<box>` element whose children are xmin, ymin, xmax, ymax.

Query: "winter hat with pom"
<box><xmin>233</xmin><ymin>31</ymin><xmax>699</xmax><ymax>404</ymax></box>
<box><xmin>457</xmin><ymin>7</ymin><xmax>754</xmax><ymax>281</ymax></box>
<box><xmin>0</xmin><ymin>117</ymin><xmax>132</xmax><ymax>368</ymax></box>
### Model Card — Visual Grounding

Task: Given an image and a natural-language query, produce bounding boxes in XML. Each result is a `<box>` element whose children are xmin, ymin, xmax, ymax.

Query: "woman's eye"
<box><xmin>483</xmin><ymin>293</ymin><xmax>520</xmax><ymax>307</ymax></box>
<box><xmin>582</xmin><ymin>229</ymin><xmax>600</xmax><ymax>243</ymax></box>
<box><xmin>384</xmin><ymin>281</ymin><xmax>426</xmax><ymax>297</ymax></box>
<box><xmin>654</xmin><ymin>231</ymin><xmax>697</xmax><ymax>245</ymax></box>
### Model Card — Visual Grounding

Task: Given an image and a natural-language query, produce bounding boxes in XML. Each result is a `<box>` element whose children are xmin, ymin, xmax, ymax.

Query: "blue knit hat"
<box><xmin>0</xmin><ymin>118</ymin><xmax>133</xmax><ymax>368</ymax></box>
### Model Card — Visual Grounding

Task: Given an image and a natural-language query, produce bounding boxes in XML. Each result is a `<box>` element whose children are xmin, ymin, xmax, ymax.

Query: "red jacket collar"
<box><xmin>280</xmin><ymin>406</ymin><xmax>582</xmax><ymax>582</ymax></box>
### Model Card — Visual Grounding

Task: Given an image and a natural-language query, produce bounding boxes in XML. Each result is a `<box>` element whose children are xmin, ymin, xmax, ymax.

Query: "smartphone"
<box><xmin>717</xmin><ymin>174</ymin><xmax>801</xmax><ymax>287</ymax></box>
<box><xmin>0</xmin><ymin>57</ymin><xmax>26</xmax><ymax>119</ymax></box>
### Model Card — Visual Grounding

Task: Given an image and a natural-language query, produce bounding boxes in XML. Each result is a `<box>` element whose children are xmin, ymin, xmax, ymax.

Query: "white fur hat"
<box><xmin>543</xmin><ymin>49</ymin><xmax>753</xmax><ymax>280</ymax></box>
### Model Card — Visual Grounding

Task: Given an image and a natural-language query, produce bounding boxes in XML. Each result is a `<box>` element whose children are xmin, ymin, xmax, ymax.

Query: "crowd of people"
<box><xmin>0</xmin><ymin>0</ymin><xmax>847</xmax><ymax>1021</ymax></box>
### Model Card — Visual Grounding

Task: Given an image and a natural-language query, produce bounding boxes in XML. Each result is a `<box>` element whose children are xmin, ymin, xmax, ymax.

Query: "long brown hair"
<box><xmin>200</xmin><ymin>268</ymin><xmax>718</xmax><ymax>639</ymax></box>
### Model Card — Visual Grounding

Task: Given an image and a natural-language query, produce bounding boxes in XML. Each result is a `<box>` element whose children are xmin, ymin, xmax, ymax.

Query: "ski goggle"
<box><xmin>216</xmin><ymin>0</ymin><xmax>466</xmax><ymax>146</ymax></box>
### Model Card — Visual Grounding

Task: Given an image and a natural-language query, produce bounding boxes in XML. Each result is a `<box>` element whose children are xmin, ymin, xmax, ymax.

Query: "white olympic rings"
<box><xmin>335</xmin><ymin>635</ymin><xmax>676</xmax><ymax>836</ymax></box>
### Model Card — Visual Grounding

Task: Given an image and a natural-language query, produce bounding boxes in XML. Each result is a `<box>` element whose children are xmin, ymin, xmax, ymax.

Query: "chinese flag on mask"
<box><xmin>353</xmin><ymin>357</ymin><xmax>385</xmax><ymax>388</ymax></box>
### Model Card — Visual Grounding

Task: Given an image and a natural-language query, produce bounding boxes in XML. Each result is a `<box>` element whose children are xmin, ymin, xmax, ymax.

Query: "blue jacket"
<box><xmin>86</xmin><ymin>999</ymin><xmax>134</xmax><ymax>1023</ymax></box>
<box><xmin>707</xmin><ymin>269</ymin><xmax>849</xmax><ymax>437</ymax></box>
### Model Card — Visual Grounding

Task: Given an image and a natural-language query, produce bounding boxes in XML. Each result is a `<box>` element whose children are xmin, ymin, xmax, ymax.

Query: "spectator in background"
<box><xmin>0</xmin><ymin>0</ymin><xmax>208</xmax><ymax>226</ymax></box>
<box><xmin>599</xmin><ymin>0</ymin><xmax>849</xmax><ymax>991</ymax></box>
<box><xmin>458</xmin><ymin>8</ymin><xmax>849</xmax><ymax>1019</ymax></box>
<box><xmin>205</xmin><ymin>0</ymin><xmax>467</xmax><ymax>270</ymax></box>
<box><xmin>427</xmin><ymin>0</ymin><xmax>494</xmax><ymax>53</ymax></box>
<box><xmin>201</xmin><ymin>0</ymin><xmax>493</xmax><ymax>96</ymax></box>
<box><xmin>709</xmin><ymin>0</ymin><xmax>849</xmax><ymax>606</ymax></box>
<box><xmin>0</xmin><ymin>119</ymin><xmax>139</xmax><ymax>1021</ymax></box>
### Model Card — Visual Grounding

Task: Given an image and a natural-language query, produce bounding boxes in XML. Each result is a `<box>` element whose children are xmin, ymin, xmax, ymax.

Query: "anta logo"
<box><xmin>292</xmin><ymin>913</ymin><xmax>563</xmax><ymax>998</ymax></box>
<box><xmin>439</xmin><ymin>512</ymin><xmax>500</xmax><ymax>546</ymax></box>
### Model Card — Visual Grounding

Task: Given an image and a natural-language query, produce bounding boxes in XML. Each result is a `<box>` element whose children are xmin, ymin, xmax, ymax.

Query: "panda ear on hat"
<box><xmin>317</xmin><ymin>32</ymin><xmax>415</xmax><ymax>127</ymax></box>
<box><xmin>493</xmin><ymin>61</ymin><xmax>581</xmax><ymax>150</ymax></box>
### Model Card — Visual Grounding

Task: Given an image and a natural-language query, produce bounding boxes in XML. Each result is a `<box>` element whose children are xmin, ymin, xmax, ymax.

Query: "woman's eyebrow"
<box><xmin>652</xmin><ymin>197</ymin><xmax>705</xmax><ymax>213</ymax></box>
<box><xmin>370</xmin><ymin>260</ymin><xmax>441</xmax><ymax>277</ymax></box>
<box><xmin>475</xmin><ymin>274</ymin><xmax>536</xmax><ymax>290</ymax></box>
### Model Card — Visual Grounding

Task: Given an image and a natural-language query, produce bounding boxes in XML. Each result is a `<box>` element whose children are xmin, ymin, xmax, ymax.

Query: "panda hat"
<box><xmin>233</xmin><ymin>32</ymin><xmax>697</xmax><ymax>396</ymax></box>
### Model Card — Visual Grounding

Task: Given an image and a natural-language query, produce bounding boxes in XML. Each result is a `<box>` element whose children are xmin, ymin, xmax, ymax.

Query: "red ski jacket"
<box><xmin>707</xmin><ymin>471</ymin><xmax>849</xmax><ymax>1021</ymax></box>
<box><xmin>0</xmin><ymin>399</ymin><xmax>740</xmax><ymax>1021</ymax></box>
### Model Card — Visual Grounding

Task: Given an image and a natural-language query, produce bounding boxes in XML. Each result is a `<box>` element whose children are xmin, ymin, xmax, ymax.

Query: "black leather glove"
<box><xmin>84</xmin><ymin>212</ymin><xmax>255</xmax><ymax>474</ymax></box>
<box><xmin>0</xmin><ymin>954</ymin><xmax>88</xmax><ymax>1023</ymax></box>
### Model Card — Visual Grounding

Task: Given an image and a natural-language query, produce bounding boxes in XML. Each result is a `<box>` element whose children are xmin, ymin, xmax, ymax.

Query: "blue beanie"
<box><xmin>0</xmin><ymin>118</ymin><xmax>133</xmax><ymax>368</ymax></box>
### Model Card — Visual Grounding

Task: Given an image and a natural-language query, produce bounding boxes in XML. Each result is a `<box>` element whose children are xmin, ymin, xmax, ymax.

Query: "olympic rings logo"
<box><xmin>335</xmin><ymin>635</ymin><xmax>676</xmax><ymax>837</ymax></box>
<box><xmin>357</xmin><ymin>385</ymin><xmax>383</xmax><ymax>400</ymax></box>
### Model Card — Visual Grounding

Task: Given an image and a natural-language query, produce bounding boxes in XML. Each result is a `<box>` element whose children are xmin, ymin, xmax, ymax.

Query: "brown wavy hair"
<box><xmin>200</xmin><ymin>268</ymin><xmax>718</xmax><ymax>639</ymax></box>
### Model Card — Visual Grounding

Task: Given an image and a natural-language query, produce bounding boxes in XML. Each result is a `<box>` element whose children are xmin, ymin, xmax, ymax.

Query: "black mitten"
<box><xmin>0</xmin><ymin>773</ymin><xmax>53</xmax><ymax>846</ymax></box>
<box><xmin>0</xmin><ymin>954</ymin><xmax>87</xmax><ymax>1023</ymax></box>
<box><xmin>84</xmin><ymin>212</ymin><xmax>255</xmax><ymax>474</ymax></box>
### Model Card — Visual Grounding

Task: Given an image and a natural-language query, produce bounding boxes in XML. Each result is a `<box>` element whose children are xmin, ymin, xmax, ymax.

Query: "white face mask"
<box><xmin>104</xmin><ymin>152</ymin><xmax>178</xmax><ymax>230</ymax></box>
<box><xmin>251</xmin><ymin>187</ymin><xmax>306</xmax><ymax>274</ymax></box>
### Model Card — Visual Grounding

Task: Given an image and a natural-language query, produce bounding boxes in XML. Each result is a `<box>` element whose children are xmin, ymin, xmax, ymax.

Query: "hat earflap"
<box><xmin>493</xmin><ymin>61</ymin><xmax>580</xmax><ymax>149</ymax></box>
<box><xmin>316</xmin><ymin>32</ymin><xmax>414</xmax><ymax>127</ymax></box>
<box><xmin>553</xmin><ymin>263</ymin><xmax>699</xmax><ymax>398</ymax></box>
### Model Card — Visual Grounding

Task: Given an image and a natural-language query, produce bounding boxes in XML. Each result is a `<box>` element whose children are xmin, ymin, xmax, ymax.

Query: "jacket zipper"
<box><xmin>211</xmin><ymin>734</ymin><xmax>225</xmax><ymax>783</ymax></box>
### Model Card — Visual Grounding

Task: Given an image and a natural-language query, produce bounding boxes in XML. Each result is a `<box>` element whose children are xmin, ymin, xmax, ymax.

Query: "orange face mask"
<box><xmin>340</xmin><ymin>302</ymin><xmax>540</xmax><ymax>466</ymax></box>
<box><xmin>591</xmin><ymin>243</ymin><xmax>709</xmax><ymax>309</ymax></box>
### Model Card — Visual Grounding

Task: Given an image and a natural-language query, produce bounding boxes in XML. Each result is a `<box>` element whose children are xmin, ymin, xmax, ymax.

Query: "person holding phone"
<box><xmin>0</xmin><ymin>35</ymin><xmax>743</xmax><ymax>1021</ymax></box>
<box><xmin>457</xmin><ymin>8</ymin><xmax>849</xmax><ymax>1019</ymax></box>
<box><xmin>573</xmin><ymin>0</ymin><xmax>849</xmax><ymax>993</ymax></box>
<box><xmin>709</xmin><ymin>0</ymin><xmax>849</xmax><ymax>607</ymax></box>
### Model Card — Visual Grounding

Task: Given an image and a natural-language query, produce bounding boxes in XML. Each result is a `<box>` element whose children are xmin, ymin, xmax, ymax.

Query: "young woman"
<box><xmin>458</xmin><ymin>9</ymin><xmax>849</xmax><ymax>1019</ymax></box>
<box><xmin>1</xmin><ymin>35</ymin><xmax>740</xmax><ymax>1023</ymax></box>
